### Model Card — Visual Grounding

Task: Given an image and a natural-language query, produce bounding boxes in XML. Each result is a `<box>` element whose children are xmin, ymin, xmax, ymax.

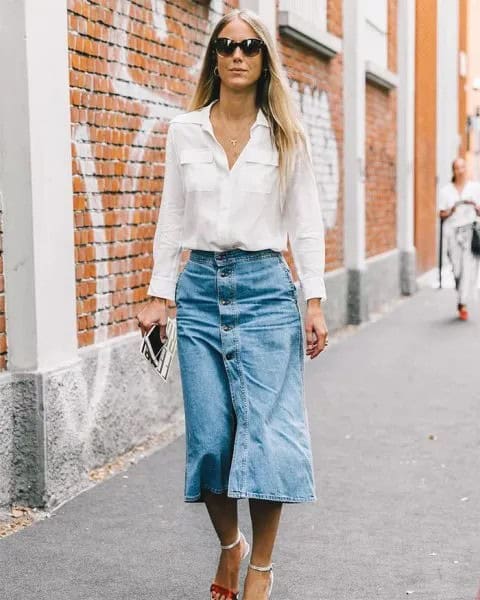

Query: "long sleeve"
<box><xmin>284</xmin><ymin>145</ymin><xmax>327</xmax><ymax>302</ymax></box>
<box><xmin>438</xmin><ymin>185</ymin><xmax>452</xmax><ymax>212</ymax></box>
<box><xmin>147</xmin><ymin>124</ymin><xmax>185</xmax><ymax>301</ymax></box>
<box><xmin>473</xmin><ymin>182</ymin><xmax>480</xmax><ymax>204</ymax></box>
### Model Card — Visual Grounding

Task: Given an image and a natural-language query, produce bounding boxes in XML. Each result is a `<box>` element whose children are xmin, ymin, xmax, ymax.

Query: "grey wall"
<box><xmin>324</xmin><ymin>268</ymin><xmax>349</xmax><ymax>332</ymax></box>
<box><xmin>309</xmin><ymin>249</ymin><xmax>401</xmax><ymax>332</ymax></box>
<box><xmin>366</xmin><ymin>250</ymin><xmax>401</xmax><ymax>315</ymax></box>
<box><xmin>0</xmin><ymin>378</ymin><xmax>14</xmax><ymax>507</ymax></box>
<box><xmin>0</xmin><ymin>333</ymin><xmax>184</xmax><ymax>509</ymax></box>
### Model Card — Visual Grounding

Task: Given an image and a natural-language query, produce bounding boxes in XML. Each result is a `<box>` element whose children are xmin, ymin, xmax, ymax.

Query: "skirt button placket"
<box><xmin>216</xmin><ymin>253</ymin><xmax>236</xmax><ymax>365</ymax></box>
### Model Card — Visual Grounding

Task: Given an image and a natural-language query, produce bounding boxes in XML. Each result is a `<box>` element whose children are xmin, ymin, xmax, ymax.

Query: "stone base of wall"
<box><xmin>366</xmin><ymin>249</ymin><xmax>402</xmax><ymax>315</ymax></box>
<box><xmin>400</xmin><ymin>249</ymin><xmax>418</xmax><ymax>296</ymax></box>
<box><xmin>313</xmin><ymin>248</ymin><xmax>404</xmax><ymax>331</ymax></box>
<box><xmin>348</xmin><ymin>268</ymin><xmax>370</xmax><ymax>325</ymax></box>
<box><xmin>0</xmin><ymin>333</ymin><xmax>184</xmax><ymax>509</ymax></box>
<box><xmin>0</xmin><ymin>377</ymin><xmax>15</xmax><ymax>507</ymax></box>
<box><xmin>324</xmin><ymin>268</ymin><xmax>349</xmax><ymax>332</ymax></box>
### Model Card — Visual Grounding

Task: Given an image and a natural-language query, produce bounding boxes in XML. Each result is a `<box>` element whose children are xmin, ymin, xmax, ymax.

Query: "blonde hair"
<box><xmin>189</xmin><ymin>9</ymin><xmax>307</xmax><ymax>190</ymax></box>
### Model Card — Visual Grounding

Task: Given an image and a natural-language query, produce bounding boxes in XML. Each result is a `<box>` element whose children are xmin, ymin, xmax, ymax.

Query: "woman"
<box><xmin>137</xmin><ymin>9</ymin><xmax>328</xmax><ymax>600</ymax></box>
<box><xmin>439</xmin><ymin>157</ymin><xmax>480</xmax><ymax>320</ymax></box>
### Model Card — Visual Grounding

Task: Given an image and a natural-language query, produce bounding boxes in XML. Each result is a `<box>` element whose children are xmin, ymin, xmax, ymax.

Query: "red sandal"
<box><xmin>210</xmin><ymin>583</ymin><xmax>239</xmax><ymax>600</ymax></box>
<box><xmin>210</xmin><ymin>530</ymin><xmax>250</xmax><ymax>600</ymax></box>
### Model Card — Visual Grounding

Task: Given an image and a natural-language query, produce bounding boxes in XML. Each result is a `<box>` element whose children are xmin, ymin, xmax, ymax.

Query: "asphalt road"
<box><xmin>1</xmin><ymin>287</ymin><xmax>479</xmax><ymax>600</ymax></box>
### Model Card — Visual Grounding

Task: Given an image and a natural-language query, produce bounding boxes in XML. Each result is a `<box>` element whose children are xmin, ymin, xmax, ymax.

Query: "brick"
<box><xmin>365</xmin><ymin>0</ymin><xmax>397</xmax><ymax>258</ymax></box>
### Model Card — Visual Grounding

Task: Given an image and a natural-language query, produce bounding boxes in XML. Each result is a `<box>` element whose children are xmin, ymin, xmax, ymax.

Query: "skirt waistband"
<box><xmin>189</xmin><ymin>248</ymin><xmax>281</xmax><ymax>265</ymax></box>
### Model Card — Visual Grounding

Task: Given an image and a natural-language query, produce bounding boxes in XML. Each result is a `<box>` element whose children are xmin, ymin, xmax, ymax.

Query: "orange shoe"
<box><xmin>458</xmin><ymin>306</ymin><xmax>469</xmax><ymax>321</ymax></box>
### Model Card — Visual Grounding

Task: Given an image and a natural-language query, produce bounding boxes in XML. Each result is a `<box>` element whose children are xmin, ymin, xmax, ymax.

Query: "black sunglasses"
<box><xmin>213</xmin><ymin>37</ymin><xmax>265</xmax><ymax>57</ymax></box>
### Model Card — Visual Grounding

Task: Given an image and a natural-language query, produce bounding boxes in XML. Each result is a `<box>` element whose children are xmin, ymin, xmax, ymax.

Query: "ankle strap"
<box><xmin>248</xmin><ymin>562</ymin><xmax>273</xmax><ymax>572</ymax></box>
<box><xmin>220</xmin><ymin>529</ymin><xmax>242</xmax><ymax>550</ymax></box>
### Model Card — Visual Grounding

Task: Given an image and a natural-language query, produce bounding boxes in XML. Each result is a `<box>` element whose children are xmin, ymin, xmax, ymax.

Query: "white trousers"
<box><xmin>446</xmin><ymin>224</ymin><xmax>480</xmax><ymax>306</ymax></box>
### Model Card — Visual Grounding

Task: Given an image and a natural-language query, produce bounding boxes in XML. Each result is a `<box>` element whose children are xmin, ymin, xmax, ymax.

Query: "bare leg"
<box><xmin>243</xmin><ymin>500</ymin><xmax>283</xmax><ymax>600</ymax></box>
<box><xmin>205</xmin><ymin>492</ymin><xmax>246</xmax><ymax>600</ymax></box>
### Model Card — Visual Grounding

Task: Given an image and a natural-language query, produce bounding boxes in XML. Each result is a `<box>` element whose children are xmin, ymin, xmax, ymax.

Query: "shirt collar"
<box><xmin>197</xmin><ymin>99</ymin><xmax>270</xmax><ymax>132</ymax></box>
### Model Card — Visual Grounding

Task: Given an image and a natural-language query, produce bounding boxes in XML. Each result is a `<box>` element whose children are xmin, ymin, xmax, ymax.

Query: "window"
<box><xmin>238</xmin><ymin>0</ymin><xmax>276</xmax><ymax>36</ymax></box>
<box><xmin>278</xmin><ymin>0</ymin><xmax>341</xmax><ymax>58</ymax></box>
<box><xmin>278</xmin><ymin>0</ymin><xmax>327</xmax><ymax>33</ymax></box>
<box><xmin>365</xmin><ymin>0</ymin><xmax>388</xmax><ymax>69</ymax></box>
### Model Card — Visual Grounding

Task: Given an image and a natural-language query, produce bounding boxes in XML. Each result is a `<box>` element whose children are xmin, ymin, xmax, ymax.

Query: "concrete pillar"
<box><xmin>0</xmin><ymin>0</ymin><xmax>77</xmax><ymax>372</ymax></box>
<box><xmin>437</xmin><ymin>0</ymin><xmax>460</xmax><ymax>190</ymax></box>
<box><xmin>0</xmin><ymin>0</ymin><xmax>77</xmax><ymax>505</ymax></box>
<box><xmin>343</xmin><ymin>0</ymin><xmax>368</xmax><ymax>324</ymax></box>
<box><xmin>397</xmin><ymin>0</ymin><xmax>417</xmax><ymax>295</ymax></box>
<box><xmin>239</xmin><ymin>0</ymin><xmax>277</xmax><ymax>36</ymax></box>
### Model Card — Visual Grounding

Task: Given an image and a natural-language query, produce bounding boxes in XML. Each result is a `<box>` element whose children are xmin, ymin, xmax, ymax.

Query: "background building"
<box><xmin>0</xmin><ymin>0</ymin><xmax>470</xmax><ymax>509</ymax></box>
<box><xmin>466</xmin><ymin>0</ymin><xmax>480</xmax><ymax>179</ymax></box>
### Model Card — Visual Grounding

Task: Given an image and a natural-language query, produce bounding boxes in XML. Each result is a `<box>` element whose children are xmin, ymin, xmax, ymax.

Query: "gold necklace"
<box><xmin>217</xmin><ymin>111</ymin><xmax>257</xmax><ymax>149</ymax></box>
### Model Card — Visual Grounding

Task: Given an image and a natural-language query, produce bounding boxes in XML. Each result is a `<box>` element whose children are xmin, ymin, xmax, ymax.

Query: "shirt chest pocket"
<box><xmin>240</xmin><ymin>151</ymin><xmax>279</xmax><ymax>194</ymax></box>
<box><xmin>180</xmin><ymin>149</ymin><xmax>216</xmax><ymax>192</ymax></box>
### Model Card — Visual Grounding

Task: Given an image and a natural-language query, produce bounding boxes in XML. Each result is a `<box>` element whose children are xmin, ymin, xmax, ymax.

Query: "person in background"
<box><xmin>439</xmin><ymin>157</ymin><xmax>480</xmax><ymax>320</ymax></box>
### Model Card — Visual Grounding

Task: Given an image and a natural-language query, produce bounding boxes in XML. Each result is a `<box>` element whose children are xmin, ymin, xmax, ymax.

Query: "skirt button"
<box><xmin>225</xmin><ymin>352</ymin><xmax>234</xmax><ymax>360</ymax></box>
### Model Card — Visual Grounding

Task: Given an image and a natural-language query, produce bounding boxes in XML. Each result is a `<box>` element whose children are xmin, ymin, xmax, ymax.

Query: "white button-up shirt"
<box><xmin>439</xmin><ymin>180</ymin><xmax>480</xmax><ymax>229</ymax></box>
<box><xmin>147</xmin><ymin>100</ymin><xmax>326</xmax><ymax>301</ymax></box>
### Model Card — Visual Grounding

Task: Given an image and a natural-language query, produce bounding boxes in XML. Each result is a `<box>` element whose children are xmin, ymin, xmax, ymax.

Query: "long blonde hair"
<box><xmin>189</xmin><ymin>9</ymin><xmax>307</xmax><ymax>190</ymax></box>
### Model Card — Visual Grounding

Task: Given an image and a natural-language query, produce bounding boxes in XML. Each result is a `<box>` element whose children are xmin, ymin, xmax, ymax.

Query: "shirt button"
<box><xmin>217</xmin><ymin>254</ymin><xmax>225</xmax><ymax>260</ymax></box>
<box><xmin>225</xmin><ymin>352</ymin><xmax>234</xmax><ymax>360</ymax></box>
<box><xmin>220</xmin><ymin>299</ymin><xmax>231</xmax><ymax>305</ymax></box>
<box><xmin>220</xmin><ymin>271</ymin><xmax>229</xmax><ymax>277</ymax></box>
<box><xmin>222</xmin><ymin>325</ymin><xmax>232</xmax><ymax>331</ymax></box>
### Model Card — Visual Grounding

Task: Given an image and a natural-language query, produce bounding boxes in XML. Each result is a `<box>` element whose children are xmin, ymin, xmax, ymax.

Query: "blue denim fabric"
<box><xmin>175</xmin><ymin>248</ymin><xmax>316</xmax><ymax>503</ymax></box>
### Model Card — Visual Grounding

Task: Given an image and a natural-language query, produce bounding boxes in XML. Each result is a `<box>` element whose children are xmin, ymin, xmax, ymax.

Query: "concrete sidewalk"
<box><xmin>1</xmin><ymin>287</ymin><xmax>480</xmax><ymax>600</ymax></box>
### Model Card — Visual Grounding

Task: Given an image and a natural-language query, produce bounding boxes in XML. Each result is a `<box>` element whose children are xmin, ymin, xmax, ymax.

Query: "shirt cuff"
<box><xmin>147</xmin><ymin>275</ymin><xmax>177</xmax><ymax>302</ymax></box>
<box><xmin>301</xmin><ymin>277</ymin><xmax>327</xmax><ymax>302</ymax></box>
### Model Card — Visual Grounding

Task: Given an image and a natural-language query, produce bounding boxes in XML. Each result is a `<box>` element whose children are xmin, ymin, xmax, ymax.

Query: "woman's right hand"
<box><xmin>136</xmin><ymin>297</ymin><xmax>168</xmax><ymax>341</ymax></box>
<box><xmin>440</xmin><ymin>206</ymin><xmax>455</xmax><ymax>219</ymax></box>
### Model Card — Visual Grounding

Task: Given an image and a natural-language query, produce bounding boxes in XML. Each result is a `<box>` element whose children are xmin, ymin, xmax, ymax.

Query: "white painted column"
<box><xmin>239</xmin><ymin>0</ymin><xmax>277</xmax><ymax>37</ymax></box>
<box><xmin>343</xmin><ymin>0</ymin><xmax>368</xmax><ymax>323</ymax></box>
<box><xmin>436</xmin><ymin>0</ymin><xmax>459</xmax><ymax>191</ymax></box>
<box><xmin>0</xmin><ymin>0</ymin><xmax>78</xmax><ymax>372</ymax></box>
<box><xmin>343</xmin><ymin>0</ymin><xmax>366</xmax><ymax>271</ymax></box>
<box><xmin>397</xmin><ymin>0</ymin><xmax>417</xmax><ymax>294</ymax></box>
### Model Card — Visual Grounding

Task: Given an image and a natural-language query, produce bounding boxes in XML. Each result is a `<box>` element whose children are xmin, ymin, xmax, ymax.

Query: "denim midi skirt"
<box><xmin>175</xmin><ymin>248</ymin><xmax>316</xmax><ymax>503</ymax></box>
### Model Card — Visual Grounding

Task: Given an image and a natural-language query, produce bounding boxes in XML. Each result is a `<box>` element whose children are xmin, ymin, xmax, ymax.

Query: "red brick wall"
<box><xmin>327</xmin><ymin>0</ymin><xmax>342</xmax><ymax>38</ymax></box>
<box><xmin>68</xmin><ymin>0</ymin><xmax>236</xmax><ymax>346</ymax></box>
<box><xmin>365</xmin><ymin>0</ymin><xmax>397</xmax><ymax>258</ymax></box>
<box><xmin>280</xmin><ymin>0</ymin><xmax>344</xmax><ymax>275</ymax></box>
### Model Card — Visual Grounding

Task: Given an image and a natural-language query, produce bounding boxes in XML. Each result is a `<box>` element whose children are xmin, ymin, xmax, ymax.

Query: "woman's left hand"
<box><xmin>305</xmin><ymin>299</ymin><xmax>328</xmax><ymax>359</ymax></box>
